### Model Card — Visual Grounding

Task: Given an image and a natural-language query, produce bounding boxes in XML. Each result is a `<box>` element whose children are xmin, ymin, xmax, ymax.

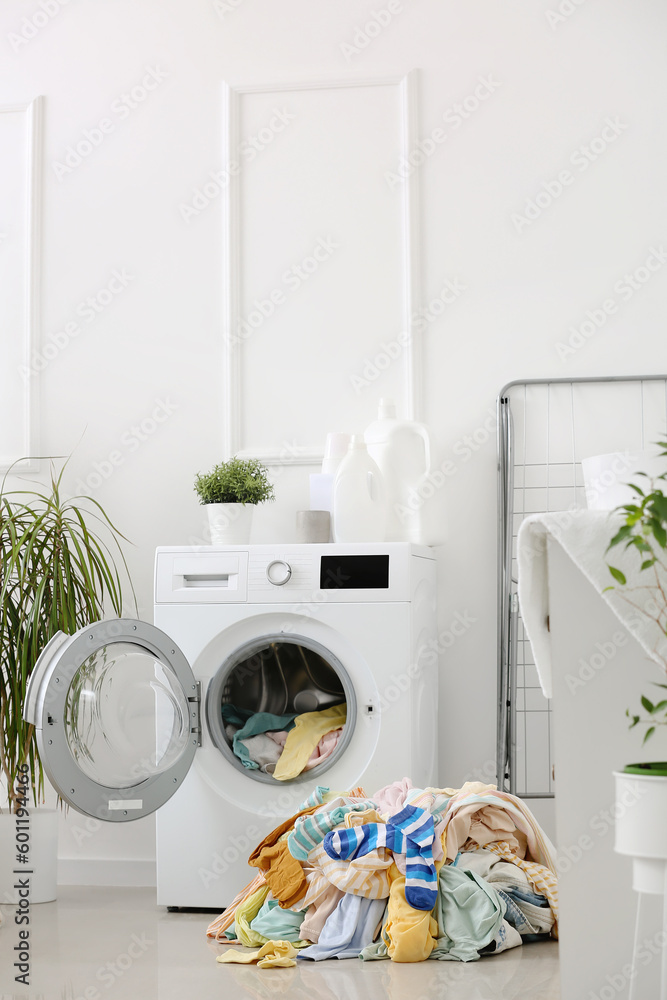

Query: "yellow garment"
<box><xmin>234</xmin><ymin>884</ymin><xmax>271</xmax><ymax>947</ymax></box>
<box><xmin>382</xmin><ymin>863</ymin><xmax>438</xmax><ymax>963</ymax></box>
<box><xmin>216</xmin><ymin>940</ymin><xmax>297</xmax><ymax>968</ymax></box>
<box><xmin>207</xmin><ymin>873</ymin><xmax>266</xmax><ymax>940</ymax></box>
<box><xmin>346</xmin><ymin>808</ymin><xmax>384</xmax><ymax>828</ymax></box>
<box><xmin>273</xmin><ymin>704</ymin><xmax>347</xmax><ymax>781</ymax></box>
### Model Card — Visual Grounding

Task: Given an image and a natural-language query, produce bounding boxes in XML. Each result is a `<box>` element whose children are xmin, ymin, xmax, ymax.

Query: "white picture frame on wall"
<box><xmin>0</xmin><ymin>96</ymin><xmax>42</xmax><ymax>473</ymax></box>
<box><xmin>221</xmin><ymin>72</ymin><xmax>421</xmax><ymax>466</ymax></box>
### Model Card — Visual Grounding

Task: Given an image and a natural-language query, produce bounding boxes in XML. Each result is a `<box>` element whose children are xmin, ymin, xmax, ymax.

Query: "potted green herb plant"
<box><xmin>194</xmin><ymin>456</ymin><xmax>275</xmax><ymax>544</ymax></box>
<box><xmin>603</xmin><ymin>442</ymin><xmax>667</xmax><ymax>886</ymax></box>
<box><xmin>0</xmin><ymin>461</ymin><xmax>134</xmax><ymax>903</ymax></box>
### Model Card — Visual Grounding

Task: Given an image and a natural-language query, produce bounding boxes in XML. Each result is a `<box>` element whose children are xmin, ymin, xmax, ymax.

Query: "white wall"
<box><xmin>1</xmin><ymin>0</ymin><xmax>667</xmax><ymax>882</ymax></box>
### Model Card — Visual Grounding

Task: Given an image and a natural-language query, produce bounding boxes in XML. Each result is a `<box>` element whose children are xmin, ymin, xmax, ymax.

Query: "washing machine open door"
<box><xmin>24</xmin><ymin>619</ymin><xmax>199</xmax><ymax>822</ymax></box>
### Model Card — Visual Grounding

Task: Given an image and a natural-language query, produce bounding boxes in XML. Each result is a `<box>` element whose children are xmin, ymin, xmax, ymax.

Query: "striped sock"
<box><xmin>323</xmin><ymin>804</ymin><xmax>437</xmax><ymax>911</ymax></box>
<box><xmin>392</xmin><ymin>805</ymin><xmax>437</xmax><ymax>911</ymax></box>
<box><xmin>288</xmin><ymin>799</ymin><xmax>377</xmax><ymax>861</ymax></box>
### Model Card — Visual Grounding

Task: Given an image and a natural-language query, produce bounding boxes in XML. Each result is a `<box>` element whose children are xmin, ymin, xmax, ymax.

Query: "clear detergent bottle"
<box><xmin>364</xmin><ymin>398</ymin><xmax>431</xmax><ymax>543</ymax></box>
<box><xmin>332</xmin><ymin>436</ymin><xmax>388</xmax><ymax>542</ymax></box>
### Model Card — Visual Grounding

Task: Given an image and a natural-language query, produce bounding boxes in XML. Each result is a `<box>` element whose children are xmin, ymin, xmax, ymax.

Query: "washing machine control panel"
<box><xmin>265</xmin><ymin>559</ymin><xmax>292</xmax><ymax>586</ymax></box>
<box><xmin>155</xmin><ymin>543</ymin><xmax>432</xmax><ymax>605</ymax></box>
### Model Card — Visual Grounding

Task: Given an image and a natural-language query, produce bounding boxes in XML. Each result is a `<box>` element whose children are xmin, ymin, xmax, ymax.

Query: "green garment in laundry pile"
<box><xmin>225</xmin><ymin>890</ymin><xmax>308</xmax><ymax>948</ymax></box>
<box><xmin>250</xmin><ymin>897</ymin><xmax>308</xmax><ymax>945</ymax></box>
<box><xmin>224</xmin><ymin>884</ymin><xmax>270</xmax><ymax>947</ymax></box>
<box><xmin>359</xmin><ymin>939</ymin><xmax>389</xmax><ymax>961</ymax></box>
<box><xmin>430</xmin><ymin>866</ymin><xmax>506</xmax><ymax>962</ymax></box>
<box><xmin>221</xmin><ymin>704</ymin><xmax>297</xmax><ymax>770</ymax></box>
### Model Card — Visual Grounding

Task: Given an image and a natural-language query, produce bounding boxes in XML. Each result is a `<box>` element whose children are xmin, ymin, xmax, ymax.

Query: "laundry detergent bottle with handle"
<box><xmin>332</xmin><ymin>436</ymin><xmax>388</xmax><ymax>542</ymax></box>
<box><xmin>364</xmin><ymin>398</ymin><xmax>431</xmax><ymax>543</ymax></box>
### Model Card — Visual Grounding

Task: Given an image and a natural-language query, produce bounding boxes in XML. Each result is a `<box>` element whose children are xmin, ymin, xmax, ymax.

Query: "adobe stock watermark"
<box><xmin>513</xmin><ymin>451</ymin><xmax>639</xmax><ymax>566</ymax></box>
<box><xmin>350</xmin><ymin>277</ymin><xmax>467</xmax><ymax>394</ymax></box>
<box><xmin>555</xmin><ymin>245</ymin><xmax>667</xmax><ymax>360</ymax></box>
<box><xmin>19</xmin><ymin>269</ymin><xmax>134</xmax><ymax>383</ymax></box>
<box><xmin>589</xmin><ymin>930</ymin><xmax>666</xmax><ymax>1000</ymax></box>
<box><xmin>565</xmin><ymin>629</ymin><xmax>631</xmax><ymax>695</ymax></box>
<box><xmin>72</xmin><ymin>396</ymin><xmax>179</xmax><ymax>493</ymax></box>
<box><xmin>66</xmin><ymin>933</ymin><xmax>154</xmax><ymax>999</ymax></box>
<box><xmin>199</xmin><ymin>826</ymin><xmax>262</xmax><ymax>890</ymax></box>
<box><xmin>52</xmin><ymin>67</ymin><xmax>168</xmax><ymax>180</ymax></box>
<box><xmin>375</xmin><ymin>608</ymin><xmax>478</xmax><ymax>715</ymax></box>
<box><xmin>388</xmin><ymin>405</ymin><xmax>499</xmax><ymax>523</ymax></box>
<box><xmin>582</xmin><ymin>450</ymin><xmax>636</xmax><ymax>508</ymax></box>
<box><xmin>8</xmin><ymin>0</ymin><xmax>74</xmax><ymax>54</ymax></box>
<box><xmin>213</xmin><ymin>0</ymin><xmax>245</xmax><ymax>16</ymax></box>
<box><xmin>512</xmin><ymin>117</ymin><xmax>628</xmax><ymax>234</ymax></box>
<box><xmin>385</xmin><ymin>74</ymin><xmax>501</xmax><ymax>189</ymax></box>
<box><xmin>179</xmin><ymin>108</ymin><xmax>296</xmax><ymax>223</ymax></box>
<box><xmin>199</xmin><ymin>784</ymin><xmax>308</xmax><ymax>891</ymax></box>
<box><xmin>557</xmin><ymin>780</ymin><xmax>648</xmax><ymax>877</ymax></box>
<box><xmin>546</xmin><ymin>0</ymin><xmax>590</xmax><ymax>30</ymax></box>
<box><xmin>339</xmin><ymin>1</ymin><xmax>404</xmax><ymax>63</ymax></box>
<box><xmin>226</xmin><ymin>236</ymin><xmax>339</xmax><ymax>347</ymax></box>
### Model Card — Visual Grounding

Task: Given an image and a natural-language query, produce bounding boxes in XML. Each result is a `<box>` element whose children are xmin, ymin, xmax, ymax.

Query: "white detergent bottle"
<box><xmin>332</xmin><ymin>435</ymin><xmax>388</xmax><ymax>542</ymax></box>
<box><xmin>364</xmin><ymin>398</ymin><xmax>431</xmax><ymax>543</ymax></box>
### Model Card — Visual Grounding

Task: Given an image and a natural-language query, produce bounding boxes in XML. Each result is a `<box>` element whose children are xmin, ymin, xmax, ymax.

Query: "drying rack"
<box><xmin>496</xmin><ymin>374</ymin><xmax>667</xmax><ymax>798</ymax></box>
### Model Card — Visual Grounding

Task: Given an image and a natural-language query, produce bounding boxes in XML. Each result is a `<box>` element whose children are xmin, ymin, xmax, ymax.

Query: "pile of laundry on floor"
<box><xmin>207</xmin><ymin>779</ymin><xmax>558</xmax><ymax>967</ymax></box>
<box><xmin>222</xmin><ymin>703</ymin><xmax>346</xmax><ymax>780</ymax></box>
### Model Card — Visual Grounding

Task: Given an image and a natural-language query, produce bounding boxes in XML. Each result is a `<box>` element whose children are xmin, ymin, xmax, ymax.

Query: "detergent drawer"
<box><xmin>155</xmin><ymin>549</ymin><xmax>249</xmax><ymax>603</ymax></box>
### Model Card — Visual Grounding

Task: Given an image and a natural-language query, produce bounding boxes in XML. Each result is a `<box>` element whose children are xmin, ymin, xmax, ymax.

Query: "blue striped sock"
<box><xmin>323</xmin><ymin>804</ymin><xmax>437</xmax><ymax>911</ymax></box>
<box><xmin>387</xmin><ymin>805</ymin><xmax>437</xmax><ymax>910</ymax></box>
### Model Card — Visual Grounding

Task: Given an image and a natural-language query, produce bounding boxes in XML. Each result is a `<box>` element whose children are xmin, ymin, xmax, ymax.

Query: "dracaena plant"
<box><xmin>606</xmin><ymin>441</ymin><xmax>667</xmax><ymax>744</ymax></box>
<box><xmin>0</xmin><ymin>461</ymin><xmax>134</xmax><ymax>812</ymax></box>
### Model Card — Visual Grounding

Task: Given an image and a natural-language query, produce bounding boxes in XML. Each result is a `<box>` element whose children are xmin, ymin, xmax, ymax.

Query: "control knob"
<box><xmin>266</xmin><ymin>559</ymin><xmax>292</xmax><ymax>586</ymax></box>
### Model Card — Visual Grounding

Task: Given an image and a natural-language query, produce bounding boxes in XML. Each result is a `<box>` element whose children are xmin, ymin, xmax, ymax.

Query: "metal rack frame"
<box><xmin>496</xmin><ymin>374</ymin><xmax>667</xmax><ymax>797</ymax></box>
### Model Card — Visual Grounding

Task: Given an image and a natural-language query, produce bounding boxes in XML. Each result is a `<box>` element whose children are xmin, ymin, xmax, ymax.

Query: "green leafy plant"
<box><xmin>0</xmin><ymin>461</ymin><xmax>135</xmax><ymax>812</ymax></box>
<box><xmin>193</xmin><ymin>457</ymin><xmax>275</xmax><ymax>506</ymax></box>
<box><xmin>606</xmin><ymin>441</ymin><xmax>667</xmax><ymax>744</ymax></box>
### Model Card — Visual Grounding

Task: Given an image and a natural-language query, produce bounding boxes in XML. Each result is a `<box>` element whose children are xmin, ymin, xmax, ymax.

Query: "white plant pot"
<box><xmin>0</xmin><ymin>807</ymin><xmax>58</xmax><ymax>904</ymax></box>
<box><xmin>206</xmin><ymin>503</ymin><xmax>254</xmax><ymax>544</ymax></box>
<box><xmin>614</xmin><ymin>770</ymin><xmax>667</xmax><ymax>894</ymax></box>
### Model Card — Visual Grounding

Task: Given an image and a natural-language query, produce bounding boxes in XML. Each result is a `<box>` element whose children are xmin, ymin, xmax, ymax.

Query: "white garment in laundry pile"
<box><xmin>457</xmin><ymin>850</ymin><xmax>554</xmax><ymax>936</ymax></box>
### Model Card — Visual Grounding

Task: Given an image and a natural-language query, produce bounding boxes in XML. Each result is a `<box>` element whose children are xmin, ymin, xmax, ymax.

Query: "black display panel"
<box><xmin>320</xmin><ymin>554</ymin><xmax>390</xmax><ymax>590</ymax></box>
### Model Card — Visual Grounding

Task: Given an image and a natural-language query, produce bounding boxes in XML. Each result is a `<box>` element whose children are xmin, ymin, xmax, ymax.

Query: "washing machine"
<box><xmin>25</xmin><ymin>542</ymin><xmax>437</xmax><ymax>908</ymax></box>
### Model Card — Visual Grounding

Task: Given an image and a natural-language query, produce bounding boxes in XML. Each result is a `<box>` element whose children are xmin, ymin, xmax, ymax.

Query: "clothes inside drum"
<box><xmin>215</xmin><ymin>639</ymin><xmax>354</xmax><ymax>781</ymax></box>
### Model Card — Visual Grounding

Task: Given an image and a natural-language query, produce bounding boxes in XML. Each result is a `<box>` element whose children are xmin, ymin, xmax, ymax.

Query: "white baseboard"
<box><xmin>58</xmin><ymin>858</ymin><xmax>156</xmax><ymax>887</ymax></box>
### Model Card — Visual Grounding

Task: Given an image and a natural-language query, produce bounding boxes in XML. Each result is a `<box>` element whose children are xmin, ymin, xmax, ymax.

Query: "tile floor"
<box><xmin>0</xmin><ymin>886</ymin><xmax>560</xmax><ymax>999</ymax></box>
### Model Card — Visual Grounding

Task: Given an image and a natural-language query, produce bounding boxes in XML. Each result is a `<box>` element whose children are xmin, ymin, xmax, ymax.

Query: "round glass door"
<box><xmin>25</xmin><ymin>620</ymin><xmax>199</xmax><ymax>821</ymax></box>
<box><xmin>64</xmin><ymin>642</ymin><xmax>191</xmax><ymax>788</ymax></box>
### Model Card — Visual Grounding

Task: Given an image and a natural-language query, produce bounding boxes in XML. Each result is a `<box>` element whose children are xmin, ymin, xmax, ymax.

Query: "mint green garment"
<box><xmin>359</xmin><ymin>939</ymin><xmax>389</xmax><ymax>961</ymax></box>
<box><xmin>249</xmin><ymin>897</ymin><xmax>308</xmax><ymax>945</ymax></box>
<box><xmin>429</xmin><ymin>866</ymin><xmax>506</xmax><ymax>962</ymax></box>
<box><xmin>359</xmin><ymin>904</ymin><xmax>390</xmax><ymax>962</ymax></box>
<box><xmin>220</xmin><ymin>704</ymin><xmax>297</xmax><ymax>769</ymax></box>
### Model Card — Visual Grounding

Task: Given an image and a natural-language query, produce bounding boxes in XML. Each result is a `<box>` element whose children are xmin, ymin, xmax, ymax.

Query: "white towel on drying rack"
<box><xmin>516</xmin><ymin>509</ymin><xmax>667</xmax><ymax>698</ymax></box>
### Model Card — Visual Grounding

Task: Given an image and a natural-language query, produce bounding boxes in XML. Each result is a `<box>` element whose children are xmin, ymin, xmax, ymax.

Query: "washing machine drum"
<box><xmin>206</xmin><ymin>633</ymin><xmax>356</xmax><ymax>784</ymax></box>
